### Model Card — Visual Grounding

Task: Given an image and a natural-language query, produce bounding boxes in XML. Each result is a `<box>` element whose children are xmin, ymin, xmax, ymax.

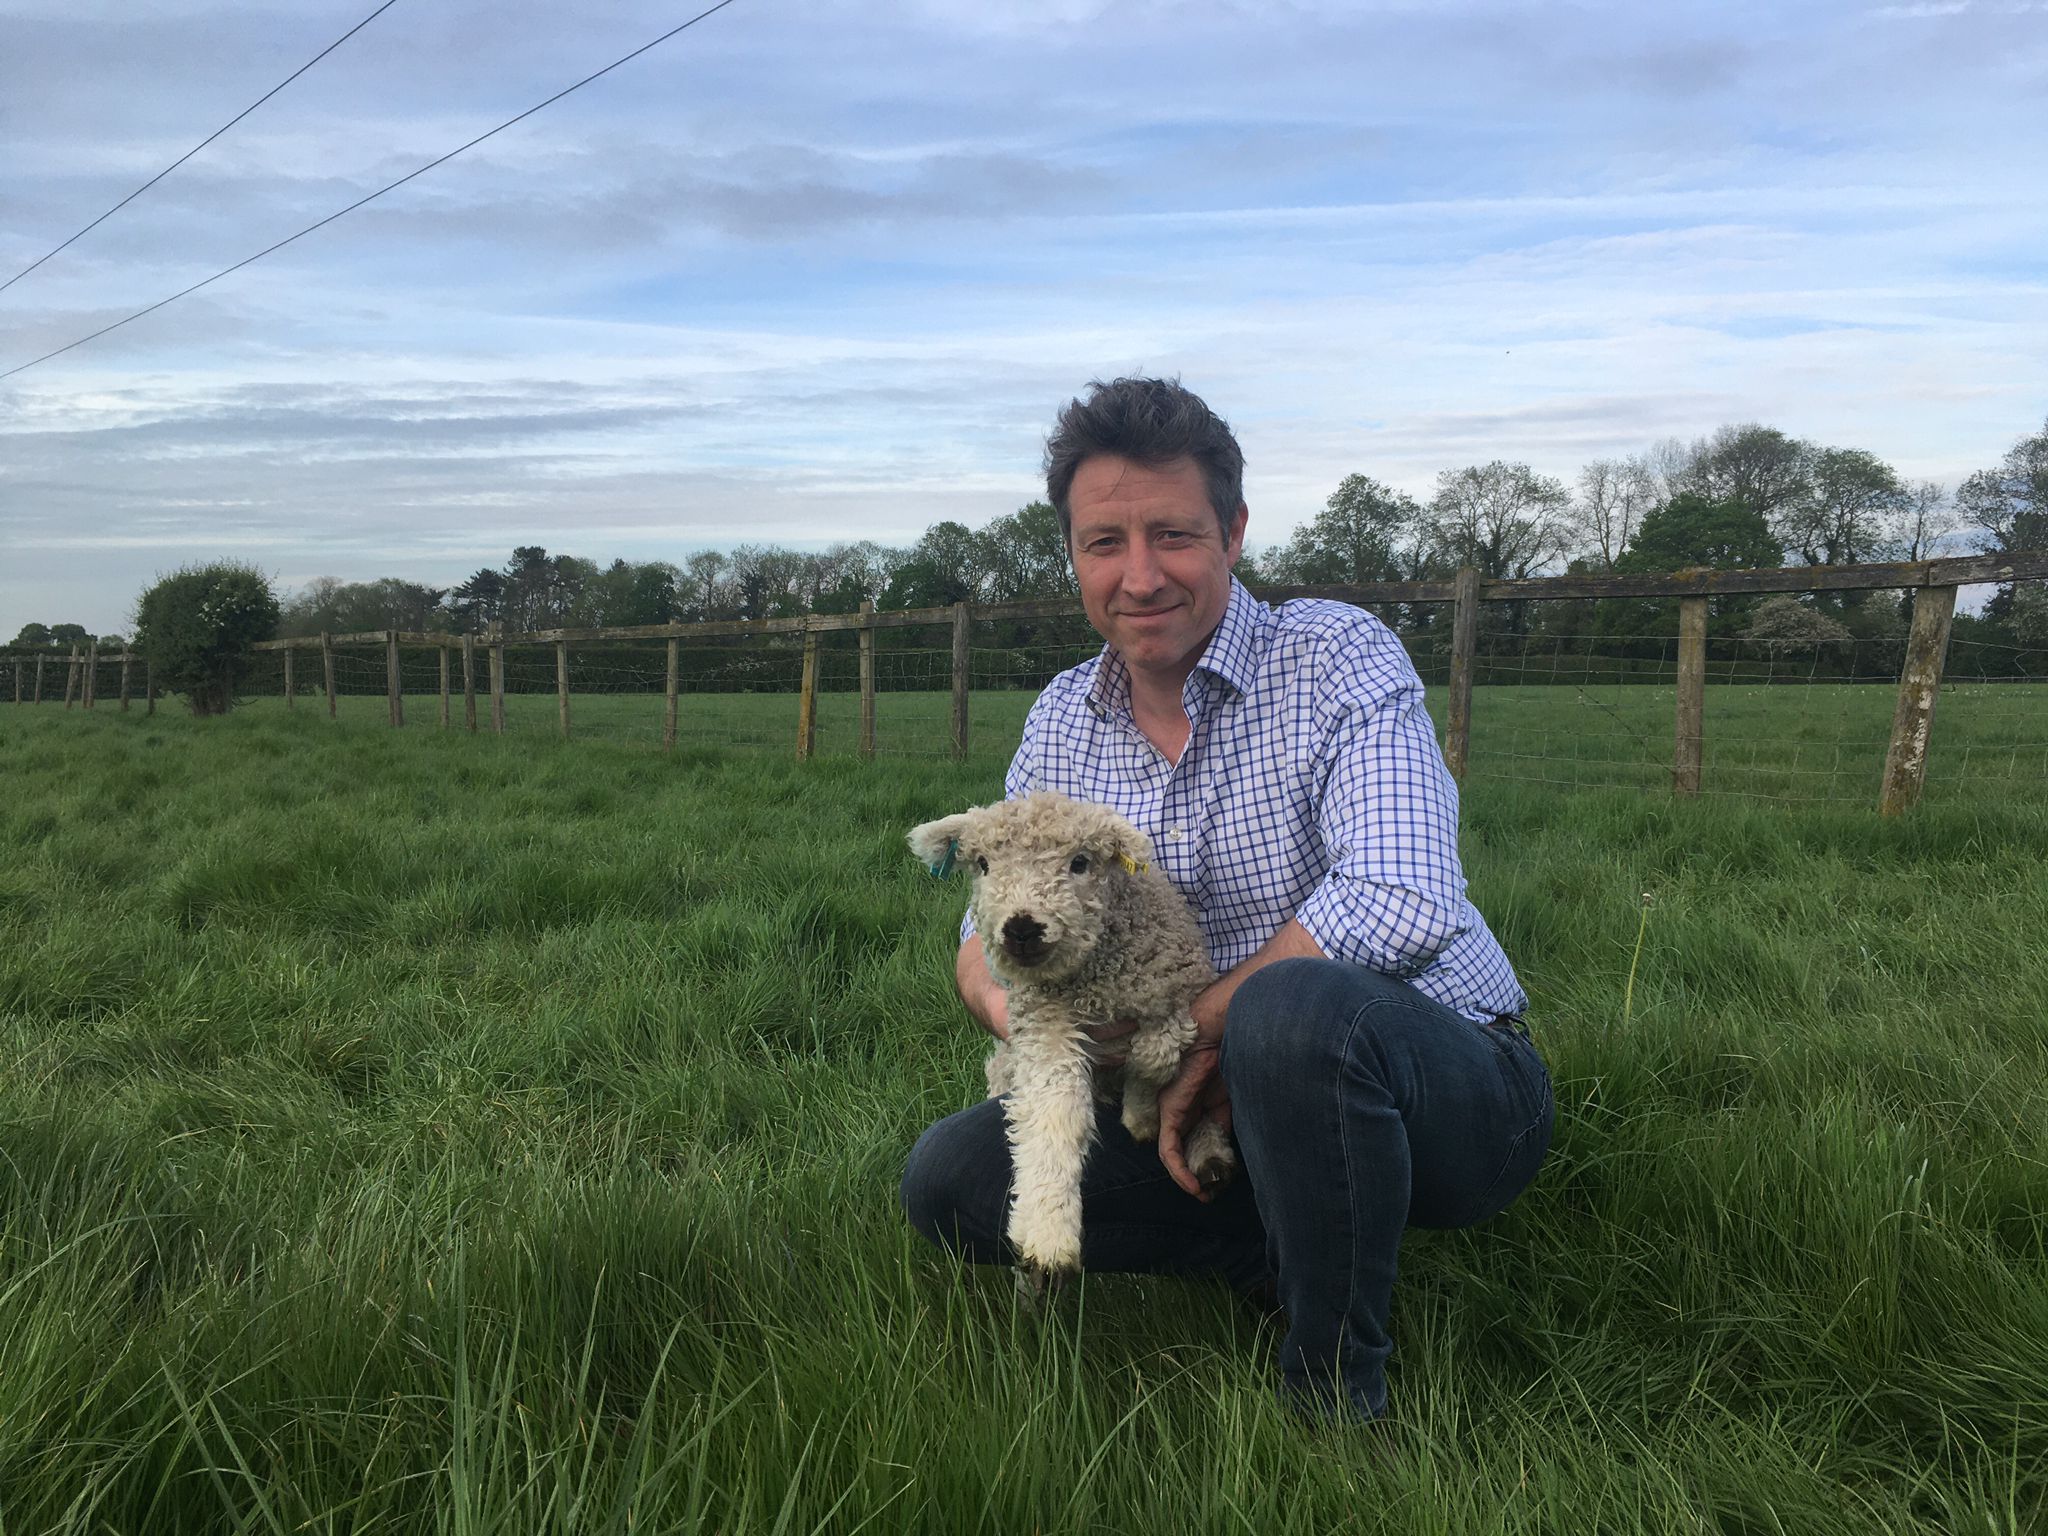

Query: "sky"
<box><xmin>1</xmin><ymin>0</ymin><xmax>2044</xmax><ymax>638</ymax></box>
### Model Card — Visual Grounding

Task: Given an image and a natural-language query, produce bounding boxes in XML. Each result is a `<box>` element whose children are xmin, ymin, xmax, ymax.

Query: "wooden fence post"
<box><xmin>664</xmin><ymin>637</ymin><xmax>680</xmax><ymax>750</ymax></box>
<box><xmin>386</xmin><ymin>630</ymin><xmax>404</xmax><ymax>727</ymax></box>
<box><xmin>462</xmin><ymin>634</ymin><xmax>477</xmax><ymax>732</ymax></box>
<box><xmin>556</xmin><ymin>638</ymin><xmax>570</xmax><ymax>739</ymax></box>
<box><xmin>83</xmin><ymin>642</ymin><xmax>97</xmax><ymax>709</ymax></box>
<box><xmin>1880</xmin><ymin>584</ymin><xmax>1958</xmax><ymax>817</ymax></box>
<box><xmin>283</xmin><ymin>646</ymin><xmax>295</xmax><ymax>709</ymax></box>
<box><xmin>438</xmin><ymin>641</ymin><xmax>451</xmax><ymax>729</ymax></box>
<box><xmin>119</xmin><ymin>650</ymin><xmax>132</xmax><ymax>710</ymax></box>
<box><xmin>858</xmin><ymin>599</ymin><xmax>876</xmax><ymax>760</ymax></box>
<box><xmin>1443</xmin><ymin>568</ymin><xmax>1480</xmax><ymax>781</ymax></box>
<box><xmin>11</xmin><ymin>657</ymin><xmax>20</xmax><ymax>705</ymax></box>
<box><xmin>34</xmin><ymin>654</ymin><xmax>45</xmax><ymax>704</ymax></box>
<box><xmin>951</xmin><ymin>602</ymin><xmax>971</xmax><ymax>761</ymax></box>
<box><xmin>64</xmin><ymin>644</ymin><xmax>79</xmax><ymax>708</ymax></box>
<box><xmin>1673</xmin><ymin>595</ymin><xmax>1707</xmax><ymax>796</ymax></box>
<box><xmin>321</xmin><ymin>632</ymin><xmax>337</xmax><ymax>719</ymax></box>
<box><xmin>490</xmin><ymin>629</ymin><xmax>506</xmax><ymax>734</ymax></box>
<box><xmin>797</xmin><ymin>619</ymin><xmax>819</xmax><ymax>761</ymax></box>
<box><xmin>146</xmin><ymin>659</ymin><xmax>156</xmax><ymax>714</ymax></box>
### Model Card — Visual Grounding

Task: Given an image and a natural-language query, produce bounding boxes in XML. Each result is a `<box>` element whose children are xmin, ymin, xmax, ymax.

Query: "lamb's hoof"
<box><xmin>1014</xmin><ymin>1260</ymin><xmax>1074</xmax><ymax>1306</ymax></box>
<box><xmin>1192</xmin><ymin>1151</ymin><xmax>1237</xmax><ymax>1194</ymax></box>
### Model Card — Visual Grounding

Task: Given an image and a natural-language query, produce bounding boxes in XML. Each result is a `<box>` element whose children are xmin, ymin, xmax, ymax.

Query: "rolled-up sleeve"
<box><xmin>1291</xmin><ymin>632</ymin><xmax>1470</xmax><ymax>977</ymax></box>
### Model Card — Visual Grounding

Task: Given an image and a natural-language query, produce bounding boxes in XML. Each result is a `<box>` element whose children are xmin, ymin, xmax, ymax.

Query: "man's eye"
<box><xmin>1069</xmin><ymin>854</ymin><xmax>1091</xmax><ymax>875</ymax></box>
<box><xmin>975</xmin><ymin>855</ymin><xmax>989</xmax><ymax>874</ymax></box>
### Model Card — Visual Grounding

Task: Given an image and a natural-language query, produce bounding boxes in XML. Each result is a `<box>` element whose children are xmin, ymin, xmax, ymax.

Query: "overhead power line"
<box><xmin>0</xmin><ymin>0</ymin><xmax>745</xmax><ymax>383</ymax></box>
<box><xmin>1</xmin><ymin>0</ymin><xmax>406</xmax><ymax>296</ymax></box>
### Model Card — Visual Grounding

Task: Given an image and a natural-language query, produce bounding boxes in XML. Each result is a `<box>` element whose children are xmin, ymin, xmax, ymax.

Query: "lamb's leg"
<box><xmin>1118</xmin><ymin>1011</ymin><xmax>1196</xmax><ymax>1144</ymax></box>
<box><xmin>984</xmin><ymin>1043</ymin><xmax>1013</xmax><ymax>1101</ymax></box>
<box><xmin>1003</xmin><ymin>1046</ymin><xmax>1096</xmax><ymax>1286</ymax></box>
<box><xmin>1184</xmin><ymin>1115</ymin><xmax>1237</xmax><ymax>1193</ymax></box>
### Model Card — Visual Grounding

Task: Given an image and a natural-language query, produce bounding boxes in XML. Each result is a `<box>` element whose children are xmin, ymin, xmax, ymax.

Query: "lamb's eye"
<box><xmin>1069</xmin><ymin>853</ymin><xmax>1091</xmax><ymax>876</ymax></box>
<box><xmin>975</xmin><ymin>855</ymin><xmax>989</xmax><ymax>874</ymax></box>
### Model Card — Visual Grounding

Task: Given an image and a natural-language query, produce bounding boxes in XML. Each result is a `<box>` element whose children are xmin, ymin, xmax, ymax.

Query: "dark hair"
<box><xmin>1043</xmin><ymin>377</ymin><xmax>1245</xmax><ymax>540</ymax></box>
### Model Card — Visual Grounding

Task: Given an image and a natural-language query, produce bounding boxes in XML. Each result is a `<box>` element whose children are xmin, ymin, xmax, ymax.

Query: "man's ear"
<box><xmin>907</xmin><ymin>812</ymin><xmax>976</xmax><ymax>876</ymax></box>
<box><xmin>1224</xmin><ymin>500</ymin><xmax>1249</xmax><ymax>568</ymax></box>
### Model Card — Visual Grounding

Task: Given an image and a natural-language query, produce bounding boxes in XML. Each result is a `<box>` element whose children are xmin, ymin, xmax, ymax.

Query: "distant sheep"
<box><xmin>909</xmin><ymin>791</ymin><xmax>1234</xmax><ymax>1288</ymax></box>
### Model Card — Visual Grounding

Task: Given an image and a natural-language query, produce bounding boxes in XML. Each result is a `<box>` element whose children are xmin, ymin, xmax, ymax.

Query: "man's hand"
<box><xmin>1156</xmin><ymin>1041</ymin><xmax>1231</xmax><ymax>1200</ymax></box>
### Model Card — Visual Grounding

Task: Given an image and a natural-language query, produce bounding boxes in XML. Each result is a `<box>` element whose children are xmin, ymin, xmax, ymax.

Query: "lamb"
<box><xmin>908</xmin><ymin>790</ymin><xmax>1236</xmax><ymax>1289</ymax></box>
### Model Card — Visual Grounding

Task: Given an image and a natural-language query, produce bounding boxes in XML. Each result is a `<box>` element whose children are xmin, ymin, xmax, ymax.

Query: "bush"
<box><xmin>133</xmin><ymin>563</ymin><xmax>281</xmax><ymax>716</ymax></box>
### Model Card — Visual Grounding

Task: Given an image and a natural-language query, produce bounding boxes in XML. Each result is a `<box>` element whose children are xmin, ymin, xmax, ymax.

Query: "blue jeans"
<box><xmin>899</xmin><ymin>958</ymin><xmax>1555</xmax><ymax>1419</ymax></box>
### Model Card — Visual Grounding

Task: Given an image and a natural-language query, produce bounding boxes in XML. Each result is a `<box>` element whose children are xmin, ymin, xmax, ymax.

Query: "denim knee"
<box><xmin>1223</xmin><ymin>959</ymin><xmax>1410</xmax><ymax>1092</ymax></box>
<box><xmin>899</xmin><ymin>1118</ymin><xmax>962</xmax><ymax>1249</ymax></box>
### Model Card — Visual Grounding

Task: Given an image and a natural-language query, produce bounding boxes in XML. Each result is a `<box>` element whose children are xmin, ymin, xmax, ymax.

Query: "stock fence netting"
<box><xmin>1444</xmin><ymin>592</ymin><xmax>2047</xmax><ymax>803</ymax></box>
<box><xmin>196</xmin><ymin>580</ymin><xmax>2048</xmax><ymax>805</ymax></box>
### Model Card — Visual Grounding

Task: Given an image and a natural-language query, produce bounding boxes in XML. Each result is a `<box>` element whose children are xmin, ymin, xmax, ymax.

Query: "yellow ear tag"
<box><xmin>1117</xmin><ymin>852</ymin><xmax>1146</xmax><ymax>875</ymax></box>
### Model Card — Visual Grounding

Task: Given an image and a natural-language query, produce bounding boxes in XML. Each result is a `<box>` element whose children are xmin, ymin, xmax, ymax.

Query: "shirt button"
<box><xmin>1168</xmin><ymin>828</ymin><xmax>1184</xmax><ymax>843</ymax></box>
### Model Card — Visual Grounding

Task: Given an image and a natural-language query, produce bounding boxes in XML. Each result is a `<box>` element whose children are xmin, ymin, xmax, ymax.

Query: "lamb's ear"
<box><xmin>907</xmin><ymin>812</ymin><xmax>975</xmax><ymax>877</ymax></box>
<box><xmin>1102</xmin><ymin>816</ymin><xmax>1155</xmax><ymax>875</ymax></box>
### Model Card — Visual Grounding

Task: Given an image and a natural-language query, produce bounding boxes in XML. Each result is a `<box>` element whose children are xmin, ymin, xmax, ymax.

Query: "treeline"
<box><xmin>262</xmin><ymin>416</ymin><xmax>2045</xmax><ymax>677</ymax></box>
<box><xmin>13</xmin><ymin>416</ymin><xmax>2042</xmax><ymax>674</ymax></box>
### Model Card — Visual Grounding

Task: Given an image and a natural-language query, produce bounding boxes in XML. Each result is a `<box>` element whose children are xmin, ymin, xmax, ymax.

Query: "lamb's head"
<box><xmin>908</xmin><ymin>791</ymin><xmax>1155</xmax><ymax>987</ymax></box>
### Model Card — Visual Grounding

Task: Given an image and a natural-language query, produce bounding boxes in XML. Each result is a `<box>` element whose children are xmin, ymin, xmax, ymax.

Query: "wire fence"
<box><xmin>9</xmin><ymin>561</ymin><xmax>2046</xmax><ymax>812</ymax></box>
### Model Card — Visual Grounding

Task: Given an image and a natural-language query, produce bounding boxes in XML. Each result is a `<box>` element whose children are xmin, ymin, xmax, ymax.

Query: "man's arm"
<box><xmin>1155</xmin><ymin>917</ymin><xmax>1326</xmax><ymax>1199</ymax></box>
<box><xmin>1156</xmin><ymin>623</ymin><xmax>1467</xmax><ymax>1197</ymax></box>
<box><xmin>955</xmin><ymin>933</ymin><xmax>1009</xmax><ymax>1041</ymax></box>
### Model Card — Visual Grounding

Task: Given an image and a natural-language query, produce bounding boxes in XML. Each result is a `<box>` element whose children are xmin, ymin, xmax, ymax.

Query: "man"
<box><xmin>900</xmin><ymin>377</ymin><xmax>1553</xmax><ymax>1422</ymax></box>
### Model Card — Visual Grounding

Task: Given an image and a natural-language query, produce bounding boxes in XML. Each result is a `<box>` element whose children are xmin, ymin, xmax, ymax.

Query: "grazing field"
<box><xmin>2</xmin><ymin>701</ymin><xmax>2045</xmax><ymax>1533</ymax></box>
<box><xmin>243</xmin><ymin>675</ymin><xmax>2048</xmax><ymax>805</ymax></box>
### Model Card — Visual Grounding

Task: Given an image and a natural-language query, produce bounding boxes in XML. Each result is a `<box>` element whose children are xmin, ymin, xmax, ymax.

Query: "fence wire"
<box><xmin>13</xmin><ymin>587</ymin><xmax>2044</xmax><ymax>807</ymax></box>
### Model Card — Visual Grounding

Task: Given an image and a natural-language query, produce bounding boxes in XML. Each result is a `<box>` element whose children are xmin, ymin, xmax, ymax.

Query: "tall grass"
<box><xmin>1</xmin><ymin>704</ymin><xmax>2044</xmax><ymax>1532</ymax></box>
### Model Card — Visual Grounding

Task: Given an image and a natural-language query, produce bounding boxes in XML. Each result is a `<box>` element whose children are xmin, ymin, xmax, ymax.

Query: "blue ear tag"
<box><xmin>928</xmin><ymin>838</ymin><xmax>958</xmax><ymax>879</ymax></box>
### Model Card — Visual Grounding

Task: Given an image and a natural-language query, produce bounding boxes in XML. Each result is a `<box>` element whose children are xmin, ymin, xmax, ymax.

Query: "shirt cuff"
<box><xmin>1294</xmin><ymin>875</ymin><xmax>1466</xmax><ymax>978</ymax></box>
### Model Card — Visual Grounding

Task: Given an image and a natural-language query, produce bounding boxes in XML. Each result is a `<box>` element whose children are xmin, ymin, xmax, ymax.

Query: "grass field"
<box><xmin>2</xmin><ymin>697</ymin><xmax>2046</xmax><ymax>1532</ymax></box>
<box><xmin>220</xmin><ymin>671</ymin><xmax>2048</xmax><ymax>806</ymax></box>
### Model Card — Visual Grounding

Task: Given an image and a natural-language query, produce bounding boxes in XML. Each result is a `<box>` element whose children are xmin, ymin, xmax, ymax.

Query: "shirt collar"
<box><xmin>1085</xmin><ymin>576</ymin><xmax>1269</xmax><ymax>719</ymax></box>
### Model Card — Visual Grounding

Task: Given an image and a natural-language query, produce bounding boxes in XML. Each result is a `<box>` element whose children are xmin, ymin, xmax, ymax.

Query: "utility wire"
<box><xmin>1</xmin><ymin>0</ymin><xmax>744</xmax><ymax>382</ymax></box>
<box><xmin>1</xmin><ymin>0</ymin><xmax>405</xmax><ymax>296</ymax></box>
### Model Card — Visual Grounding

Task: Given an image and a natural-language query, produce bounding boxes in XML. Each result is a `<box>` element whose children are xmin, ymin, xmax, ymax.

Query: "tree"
<box><xmin>49</xmin><ymin>623</ymin><xmax>91</xmax><ymax>649</ymax></box>
<box><xmin>681</xmin><ymin>551</ymin><xmax>731</xmax><ymax>621</ymax></box>
<box><xmin>1781</xmin><ymin>446</ymin><xmax>1904</xmax><ymax>568</ymax></box>
<box><xmin>1420</xmin><ymin>461</ymin><xmax>1569</xmax><ymax>579</ymax></box>
<box><xmin>1956</xmin><ymin>417</ymin><xmax>2048</xmax><ymax>621</ymax></box>
<box><xmin>1618</xmin><ymin>492</ymin><xmax>1784</xmax><ymax>573</ymax></box>
<box><xmin>1743</xmin><ymin>594</ymin><xmax>1854</xmax><ymax>657</ymax></box>
<box><xmin>10</xmin><ymin>623</ymin><xmax>53</xmax><ymax>648</ymax></box>
<box><xmin>447</xmin><ymin>569</ymin><xmax>507</xmax><ymax>630</ymax></box>
<box><xmin>1670</xmin><ymin>423</ymin><xmax>1812</xmax><ymax>524</ymax></box>
<box><xmin>975</xmin><ymin>502</ymin><xmax>1075</xmax><ymax>602</ymax></box>
<box><xmin>726</xmin><ymin>544</ymin><xmax>810</xmax><ymax>620</ymax></box>
<box><xmin>1269</xmin><ymin>474</ymin><xmax>1417</xmax><ymax>585</ymax></box>
<box><xmin>1600</xmin><ymin>493</ymin><xmax>1785</xmax><ymax>648</ymax></box>
<box><xmin>2013</xmin><ymin>584</ymin><xmax>2048</xmax><ymax>649</ymax></box>
<box><xmin>132</xmin><ymin>562</ymin><xmax>280</xmax><ymax>715</ymax></box>
<box><xmin>1568</xmin><ymin>457</ymin><xmax>1658</xmax><ymax>572</ymax></box>
<box><xmin>1888</xmin><ymin>481</ymin><xmax>1957</xmax><ymax>563</ymax></box>
<box><xmin>882</xmin><ymin>521</ymin><xmax>982</xmax><ymax>609</ymax></box>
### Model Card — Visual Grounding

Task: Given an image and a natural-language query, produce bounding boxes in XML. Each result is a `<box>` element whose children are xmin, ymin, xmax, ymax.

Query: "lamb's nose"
<box><xmin>1002</xmin><ymin>914</ymin><xmax>1046</xmax><ymax>949</ymax></box>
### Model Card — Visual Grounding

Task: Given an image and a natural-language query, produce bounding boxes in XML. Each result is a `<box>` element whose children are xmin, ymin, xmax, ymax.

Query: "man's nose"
<box><xmin>1120</xmin><ymin>540</ymin><xmax>1165</xmax><ymax>597</ymax></box>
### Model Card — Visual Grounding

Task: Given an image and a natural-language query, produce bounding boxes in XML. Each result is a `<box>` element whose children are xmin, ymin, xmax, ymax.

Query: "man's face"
<box><xmin>1067</xmin><ymin>454</ymin><xmax>1247</xmax><ymax>690</ymax></box>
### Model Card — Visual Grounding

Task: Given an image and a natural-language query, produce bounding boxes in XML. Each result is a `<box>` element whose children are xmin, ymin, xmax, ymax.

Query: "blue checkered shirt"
<box><xmin>969</xmin><ymin>578</ymin><xmax>1527</xmax><ymax>1025</ymax></box>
